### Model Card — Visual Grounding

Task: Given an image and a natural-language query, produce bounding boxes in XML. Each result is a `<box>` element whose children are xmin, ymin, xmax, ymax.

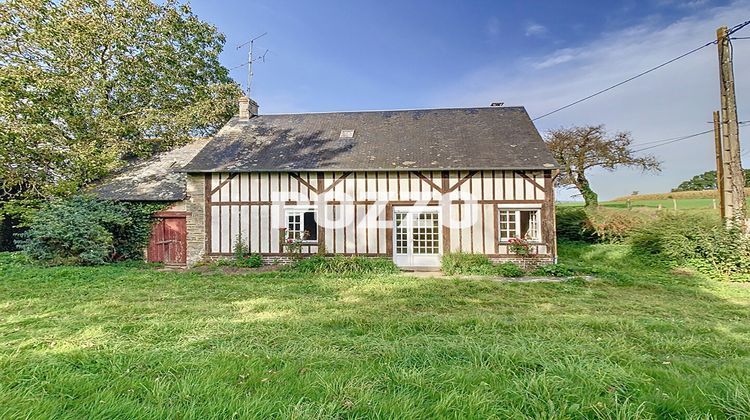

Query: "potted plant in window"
<box><xmin>508</xmin><ymin>237</ymin><xmax>537</xmax><ymax>269</ymax></box>
<box><xmin>280</xmin><ymin>228</ymin><xmax>309</xmax><ymax>260</ymax></box>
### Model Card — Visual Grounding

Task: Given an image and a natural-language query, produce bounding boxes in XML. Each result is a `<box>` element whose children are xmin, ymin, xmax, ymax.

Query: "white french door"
<box><xmin>393</xmin><ymin>207</ymin><xmax>442</xmax><ymax>268</ymax></box>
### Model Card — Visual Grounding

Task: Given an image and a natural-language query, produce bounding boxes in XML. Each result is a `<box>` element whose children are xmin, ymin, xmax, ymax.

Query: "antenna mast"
<box><xmin>237</xmin><ymin>32</ymin><xmax>268</xmax><ymax>97</ymax></box>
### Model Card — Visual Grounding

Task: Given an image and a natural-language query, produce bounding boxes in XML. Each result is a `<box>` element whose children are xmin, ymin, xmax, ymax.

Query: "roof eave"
<box><xmin>178</xmin><ymin>165</ymin><xmax>558</xmax><ymax>173</ymax></box>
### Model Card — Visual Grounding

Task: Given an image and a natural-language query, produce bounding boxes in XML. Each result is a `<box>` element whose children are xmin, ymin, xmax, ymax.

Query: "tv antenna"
<box><xmin>236</xmin><ymin>32</ymin><xmax>268</xmax><ymax>97</ymax></box>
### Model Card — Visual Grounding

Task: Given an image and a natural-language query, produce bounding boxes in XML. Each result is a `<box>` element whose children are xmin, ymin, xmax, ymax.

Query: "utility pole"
<box><xmin>717</xmin><ymin>26</ymin><xmax>746</xmax><ymax>228</ymax></box>
<box><xmin>714</xmin><ymin>110</ymin><xmax>727</xmax><ymax>219</ymax></box>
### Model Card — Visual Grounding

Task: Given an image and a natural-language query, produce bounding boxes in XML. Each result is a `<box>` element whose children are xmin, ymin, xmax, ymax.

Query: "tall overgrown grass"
<box><xmin>556</xmin><ymin>207</ymin><xmax>652</xmax><ymax>244</ymax></box>
<box><xmin>441</xmin><ymin>253</ymin><xmax>526</xmax><ymax>277</ymax></box>
<box><xmin>289</xmin><ymin>255</ymin><xmax>399</xmax><ymax>276</ymax></box>
<box><xmin>629</xmin><ymin>213</ymin><xmax>750</xmax><ymax>281</ymax></box>
<box><xmin>557</xmin><ymin>207</ymin><xmax>750</xmax><ymax>281</ymax></box>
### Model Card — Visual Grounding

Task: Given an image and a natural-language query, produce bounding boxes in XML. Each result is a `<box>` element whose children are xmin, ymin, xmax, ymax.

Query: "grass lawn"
<box><xmin>1</xmin><ymin>245</ymin><xmax>749</xmax><ymax>418</ymax></box>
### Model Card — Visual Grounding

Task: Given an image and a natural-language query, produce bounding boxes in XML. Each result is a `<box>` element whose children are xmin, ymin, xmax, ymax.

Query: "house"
<box><xmin>96</xmin><ymin>97</ymin><xmax>559</xmax><ymax>268</ymax></box>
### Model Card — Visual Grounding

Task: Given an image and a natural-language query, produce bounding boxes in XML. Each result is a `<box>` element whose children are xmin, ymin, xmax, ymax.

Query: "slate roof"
<box><xmin>181</xmin><ymin>107</ymin><xmax>557</xmax><ymax>172</ymax></box>
<box><xmin>92</xmin><ymin>139</ymin><xmax>209</xmax><ymax>201</ymax></box>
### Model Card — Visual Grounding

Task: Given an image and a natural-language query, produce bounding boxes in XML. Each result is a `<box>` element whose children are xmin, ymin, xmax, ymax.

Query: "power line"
<box><xmin>633</xmin><ymin>121</ymin><xmax>749</xmax><ymax>153</ymax></box>
<box><xmin>634</xmin><ymin>130</ymin><xmax>713</xmax><ymax>146</ymax></box>
<box><xmin>532</xmin><ymin>19</ymin><xmax>750</xmax><ymax>121</ymax></box>
<box><xmin>633</xmin><ymin>130</ymin><xmax>714</xmax><ymax>152</ymax></box>
<box><xmin>728</xmin><ymin>20</ymin><xmax>750</xmax><ymax>36</ymax></box>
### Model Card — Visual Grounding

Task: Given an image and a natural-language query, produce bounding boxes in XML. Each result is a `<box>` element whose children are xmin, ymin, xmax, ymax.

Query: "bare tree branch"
<box><xmin>545</xmin><ymin>125</ymin><xmax>661</xmax><ymax>207</ymax></box>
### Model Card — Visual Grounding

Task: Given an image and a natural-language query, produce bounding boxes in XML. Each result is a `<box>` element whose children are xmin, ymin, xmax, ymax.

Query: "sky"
<box><xmin>187</xmin><ymin>0</ymin><xmax>750</xmax><ymax>200</ymax></box>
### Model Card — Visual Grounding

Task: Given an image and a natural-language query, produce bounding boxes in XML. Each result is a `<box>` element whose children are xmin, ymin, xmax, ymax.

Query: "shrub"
<box><xmin>495</xmin><ymin>262</ymin><xmax>525</xmax><ymax>277</ymax></box>
<box><xmin>290</xmin><ymin>255</ymin><xmax>399</xmax><ymax>276</ymax></box>
<box><xmin>16</xmin><ymin>195</ymin><xmax>164</xmax><ymax>265</ymax></box>
<box><xmin>630</xmin><ymin>213</ymin><xmax>750</xmax><ymax>281</ymax></box>
<box><xmin>507</xmin><ymin>237</ymin><xmax>533</xmax><ymax>256</ymax></box>
<box><xmin>236</xmin><ymin>253</ymin><xmax>263</xmax><ymax>268</ymax></box>
<box><xmin>630</xmin><ymin>213</ymin><xmax>718</xmax><ymax>261</ymax></box>
<box><xmin>231</xmin><ymin>235</ymin><xmax>263</xmax><ymax>268</ymax></box>
<box><xmin>688</xmin><ymin>225</ymin><xmax>750</xmax><ymax>281</ymax></box>
<box><xmin>556</xmin><ymin>207</ymin><xmax>597</xmax><ymax>243</ymax></box>
<box><xmin>556</xmin><ymin>207</ymin><xmax>648</xmax><ymax>244</ymax></box>
<box><xmin>441</xmin><ymin>253</ymin><xmax>525</xmax><ymax>277</ymax></box>
<box><xmin>532</xmin><ymin>263</ymin><xmax>576</xmax><ymax>277</ymax></box>
<box><xmin>584</xmin><ymin>208</ymin><xmax>647</xmax><ymax>243</ymax></box>
<box><xmin>441</xmin><ymin>252</ymin><xmax>494</xmax><ymax>275</ymax></box>
<box><xmin>114</xmin><ymin>201</ymin><xmax>167</xmax><ymax>260</ymax></box>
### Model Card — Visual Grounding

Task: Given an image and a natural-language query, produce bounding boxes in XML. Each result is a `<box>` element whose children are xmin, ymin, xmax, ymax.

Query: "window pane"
<box><xmin>395</xmin><ymin>213</ymin><xmax>408</xmax><ymax>254</ymax></box>
<box><xmin>528</xmin><ymin>210</ymin><xmax>539</xmax><ymax>241</ymax></box>
<box><xmin>498</xmin><ymin>210</ymin><xmax>517</xmax><ymax>241</ymax></box>
<box><xmin>413</xmin><ymin>212</ymin><xmax>439</xmax><ymax>254</ymax></box>
<box><xmin>287</xmin><ymin>210</ymin><xmax>317</xmax><ymax>241</ymax></box>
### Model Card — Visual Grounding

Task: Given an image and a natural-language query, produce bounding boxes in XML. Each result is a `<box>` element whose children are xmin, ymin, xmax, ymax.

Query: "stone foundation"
<box><xmin>488</xmin><ymin>255</ymin><xmax>555</xmax><ymax>269</ymax></box>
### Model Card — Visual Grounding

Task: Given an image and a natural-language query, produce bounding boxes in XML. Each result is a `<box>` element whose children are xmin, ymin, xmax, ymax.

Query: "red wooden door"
<box><xmin>147</xmin><ymin>212</ymin><xmax>187</xmax><ymax>265</ymax></box>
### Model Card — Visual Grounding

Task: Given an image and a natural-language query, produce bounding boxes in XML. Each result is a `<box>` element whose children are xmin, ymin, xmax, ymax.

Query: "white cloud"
<box><xmin>486</xmin><ymin>17</ymin><xmax>501</xmax><ymax>37</ymax></box>
<box><xmin>657</xmin><ymin>0</ymin><xmax>710</xmax><ymax>9</ymax></box>
<box><xmin>532</xmin><ymin>48</ymin><xmax>587</xmax><ymax>69</ymax></box>
<box><xmin>431</xmin><ymin>0</ymin><xmax>750</xmax><ymax>200</ymax></box>
<box><xmin>525</xmin><ymin>22</ymin><xmax>547</xmax><ymax>37</ymax></box>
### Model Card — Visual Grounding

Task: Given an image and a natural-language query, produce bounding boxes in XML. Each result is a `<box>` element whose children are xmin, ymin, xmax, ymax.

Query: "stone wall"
<box><xmin>488</xmin><ymin>255</ymin><xmax>554</xmax><ymax>269</ymax></box>
<box><xmin>185</xmin><ymin>174</ymin><xmax>206</xmax><ymax>265</ymax></box>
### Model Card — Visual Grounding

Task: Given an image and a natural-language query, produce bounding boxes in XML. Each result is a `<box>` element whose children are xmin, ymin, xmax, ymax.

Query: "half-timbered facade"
<box><xmin>195</xmin><ymin>169</ymin><xmax>555</xmax><ymax>268</ymax></box>
<box><xmin>176</xmin><ymin>98</ymin><xmax>559</xmax><ymax>268</ymax></box>
<box><xmin>96</xmin><ymin>97</ymin><xmax>558</xmax><ymax>268</ymax></box>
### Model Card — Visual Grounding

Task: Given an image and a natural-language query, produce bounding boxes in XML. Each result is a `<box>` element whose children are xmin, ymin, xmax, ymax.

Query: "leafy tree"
<box><xmin>0</xmin><ymin>0</ymin><xmax>241</xmax><ymax>206</ymax></box>
<box><xmin>16</xmin><ymin>195</ymin><xmax>166</xmax><ymax>265</ymax></box>
<box><xmin>672</xmin><ymin>170</ymin><xmax>750</xmax><ymax>192</ymax></box>
<box><xmin>545</xmin><ymin>125</ymin><xmax>661</xmax><ymax>207</ymax></box>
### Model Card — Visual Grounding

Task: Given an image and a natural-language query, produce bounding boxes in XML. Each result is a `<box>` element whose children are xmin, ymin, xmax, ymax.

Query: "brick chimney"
<box><xmin>238</xmin><ymin>96</ymin><xmax>259</xmax><ymax>120</ymax></box>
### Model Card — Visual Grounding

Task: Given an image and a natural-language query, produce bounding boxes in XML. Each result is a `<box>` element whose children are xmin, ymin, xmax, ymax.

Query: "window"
<box><xmin>286</xmin><ymin>208</ymin><xmax>318</xmax><ymax>242</ymax></box>
<box><xmin>413</xmin><ymin>212</ymin><xmax>440</xmax><ymax>255</ymax></box>
<box><xmin>498</xmin><ymin>208</ymin><xmax>541</xmax><ymax>242</ymax></box>
<box><xmin>395</xmin><ymin>212</ymin><xmax>408</xmax><ymax>254</ymax></box>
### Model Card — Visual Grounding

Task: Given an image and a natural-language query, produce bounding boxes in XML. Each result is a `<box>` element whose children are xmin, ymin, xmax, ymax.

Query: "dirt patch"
<box><xmin>670</xmin><ymin>267</ymin><xmax>696</xmax><ymax>277</ymax></box>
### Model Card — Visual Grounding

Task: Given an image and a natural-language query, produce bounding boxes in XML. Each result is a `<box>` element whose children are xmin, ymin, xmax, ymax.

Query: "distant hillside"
<box><xmin>672</xmin><ymin>170</ymin><xmax>750</xmax><ymax>192</ymax></box>
<box><xmin>612</xmin><ymin>188</ymin><xmax>750</xmax><ymax>202</ymax></box>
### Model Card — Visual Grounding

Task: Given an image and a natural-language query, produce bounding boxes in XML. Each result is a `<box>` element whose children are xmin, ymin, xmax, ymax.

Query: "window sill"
<box><xmin>285</xmin><ymin>241</ymin><xmax>319</xmax><ymax>245</ymax></box>
<box><xmin>499</xmin><ymin>241</ymin><xmax>544</xmax><ymax>245</ymax></box>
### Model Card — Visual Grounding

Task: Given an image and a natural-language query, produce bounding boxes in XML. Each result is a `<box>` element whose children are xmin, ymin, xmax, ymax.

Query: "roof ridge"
<box><xmin>256</xmin><ymin>106</ymin><xmax>526</xmax><ymax>117</ymax></box>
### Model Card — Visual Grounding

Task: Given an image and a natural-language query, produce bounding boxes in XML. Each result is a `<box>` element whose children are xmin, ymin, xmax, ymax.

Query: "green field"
<box><xmin>559</xmin><ymin>198</ymin><xmax>750</xmax><ymax>211</ymax></box>
<box><xmin>558</xmin><ymin>190</ymin><xmax>750</xmax><ymax>210</ymax></box>
<box><xmin>1</xmin><ymin>244</ymin><xmax>749</xmax><ymax>418</ymax></box>
<box><xmin>603</xmin><ymin>198</ymin><xmax>720</xmax><ymax>210</ymax></box>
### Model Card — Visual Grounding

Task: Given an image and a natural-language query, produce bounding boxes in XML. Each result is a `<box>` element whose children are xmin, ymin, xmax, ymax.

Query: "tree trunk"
<box><xmin>575</xmin><ymin>173</ymin><xmax>598</xmax><ymax>207</ymax></box>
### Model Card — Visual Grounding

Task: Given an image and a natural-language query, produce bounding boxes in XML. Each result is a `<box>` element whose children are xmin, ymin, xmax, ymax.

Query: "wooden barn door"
<box><xmin>147</xmin><ymin>212</ymin><xmax>188</xmax><ymax>265</ymax></box>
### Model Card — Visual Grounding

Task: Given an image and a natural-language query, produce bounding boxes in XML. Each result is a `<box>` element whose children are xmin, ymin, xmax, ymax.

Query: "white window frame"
<box><xmin>285</xmin><ymin>206</ymin><xmax>318</xmax><ymax>244</ymax></box>
<box><xmin>497</xmin><ymin>204</ymin><xmax>542</xmax><ymax>243</ymax></box>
